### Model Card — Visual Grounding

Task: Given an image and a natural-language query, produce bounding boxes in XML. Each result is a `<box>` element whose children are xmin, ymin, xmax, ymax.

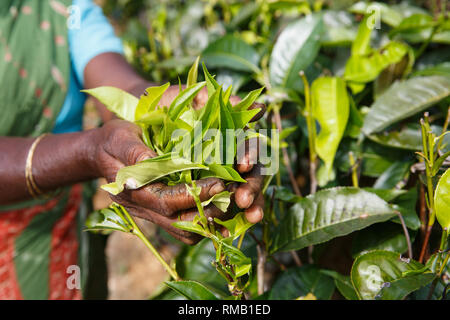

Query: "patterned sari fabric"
<box><xmin>0</xmin><ymin>0</ymin><xmax>84</xmax><ymax>299</ymax></box>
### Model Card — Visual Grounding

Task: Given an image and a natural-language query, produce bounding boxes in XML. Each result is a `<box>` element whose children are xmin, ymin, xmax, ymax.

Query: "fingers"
<box><xmin>236</xmin><ymin>138</ymin><xmax>259</xmax><ymax>174</ymax></box>
<box><xmin>104</xmin><ymin>120</ymin><xmax>156</xmax><ymax>166</ymax></box>
<box><xmin>234</xmin><ymin>164</ymin><xmax>264</xmax><ymax>209</ymax></box>
<box><xmin>179</xmin><ymin>203</ymin><xmax>230</xmax><ymax>222</ymax></box>
<box><xmin>124</xmin><ymin>205</ymin><xmax>202</xmax><ymax>245</ymax></box>
<box><xmin>119</xmin><ymin>177</ymin><xmax>226</xmax><ymax>216</ymax></box>
<box><xmin>244</xmin><ymin>192</ymin><xmax>264</xmax><ymax>224</ymax></box>
<box><xmin>115</xmin><ymin>132</ymin><xmax>156</xmax><ymax>166</ymax></box>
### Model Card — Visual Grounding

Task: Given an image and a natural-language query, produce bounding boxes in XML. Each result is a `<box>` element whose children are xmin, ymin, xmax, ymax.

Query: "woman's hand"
<box><xmin>88</xmin><ymin>83</ymin><xmax>267</xmax><ymax>245</ymax></box>
<box><xmin>88</xmin><ymin>120</ymin><xmax>226</xmax><ymax>244</ymax></box>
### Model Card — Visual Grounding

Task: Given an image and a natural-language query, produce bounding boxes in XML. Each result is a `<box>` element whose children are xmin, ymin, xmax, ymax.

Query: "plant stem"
<box><xmin>419</xmin><ymin>115</ymin><xmax>437</xmax><ymax>263</ymax></box>
<box><xmin>419</xmin><ymin>225</ymin><xmax>433</xmax><ymax>263</ymax></box>
<box><xmin>349</xmin><ymin>151</ymin><xmax>359</xmax><ymax>188</ymax></box>
<box><xmin>300</xmin><ymin>71</ymin><xmax>317</xmax><ymax>263</ymax></box>
<box><xmin>237</xmin><ymin>231</ymin><xmax>245</xmax><ymax>250</ymax></box>
<box><xmin>299</xmin><ymin>71</ymin><xmax>317</xmax><ymax>194</ymax></box>
<box><xmin>256</xmin><ymin>243</ymin><xmax>267</xmax><ymax>295</ymax></box>
<box><xmin>118</xmin><ymin>205</ymin><xmax>180</xmax><ymax>281</ymax></box>
<box><xmin>396</xmin><ymin>211</ymin><xmax>413</xmax><ymax>259</ymax></box>
<box><xmin>272</xmin><ymin>103</ymin><xmax>302</xmax><ymax>197</ymax></box>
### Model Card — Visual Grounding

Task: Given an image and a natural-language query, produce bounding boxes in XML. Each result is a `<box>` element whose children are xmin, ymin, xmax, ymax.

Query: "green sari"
<box><xmin>0</xmin><ymin>0</ymin><xmax>107</xmax><ymax>300</ymax></box>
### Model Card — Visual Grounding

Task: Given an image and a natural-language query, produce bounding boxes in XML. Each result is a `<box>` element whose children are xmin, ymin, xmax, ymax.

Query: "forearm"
<box><xmin>0</xmin><ymin>130</ymin><xmax>99</xmax><ymax>205</ymax></box>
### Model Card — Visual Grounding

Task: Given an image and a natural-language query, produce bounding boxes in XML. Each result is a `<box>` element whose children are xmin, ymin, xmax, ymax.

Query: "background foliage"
<box><xmin>96</xmin><ymin>0</ymin><xmax>450</xmax><ymax>300</ymax></box>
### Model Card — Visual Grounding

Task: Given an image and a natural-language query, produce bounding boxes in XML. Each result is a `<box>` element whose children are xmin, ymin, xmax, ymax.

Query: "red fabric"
<box><xmin>49</xmin><ymin>184</ymin><xmax>82</xmax><ymax>300</ymax></box>
<box><xmin>0</xmin><ymin>185</ymin><xmax>82</xmax><ymax>300</ymax></box>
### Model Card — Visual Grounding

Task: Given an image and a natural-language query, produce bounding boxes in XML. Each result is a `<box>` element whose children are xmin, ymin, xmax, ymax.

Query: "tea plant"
<box><xmin>85</xmin><ymin>61</ymin><xmax>266</xmax><ymax>298</ymax></box>
<box><xmin>93</xmin><ymin>0</ymin><xmax>450</xmax><ymax>300</ymax></box>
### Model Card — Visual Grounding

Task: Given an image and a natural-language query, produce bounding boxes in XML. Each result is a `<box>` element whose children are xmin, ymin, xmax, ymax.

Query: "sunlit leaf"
<box><xmin>435</xmin><ymin>168</ymin><xmax>450</xmax><ymax>230</ymax></box>
<box><xmin>269</xmin><ymin>14</ymin><xmax>324</xmax><ymax>91</ymax></box>
<box><xmin>202</xmin><ymin>35</ymin><xmax>260</xmax><ymax>73</ymax></box>
<box><xmin>82</xmin><ymin>86</ymin><xmax>139</xmax><ymax>122</ymax></box>
<box><xmin>102</xmin><ymin>157</ymin><xmax>207</xmax><ymax>195</ymax></box>
<box><xmin>214</xmin><ymin>212</ymin><xmax>253</xmax><ymax>240</ymax></box>
<box><xmin>361</xmin><ymin>76</ymin><xmax>450</xmax><ymax>136</ymax></box>
<box><xmin>85</xmin><ymin>207</ymin><xmax>130</xmax><ymax>233</ymax></box>
<box><xmin>168</xmin><ymin>82</ymin><xmax>206</xmax><ymax>121</ymax></box>
<box><xmin>135</xmin><ymin>83</ymin><xmax>170</xmax><ymax>119</ymax></box>
<box><xmin>312</xmin><ymin>76</ymin><xmax>349</xmax><ymax>182</ymax></box>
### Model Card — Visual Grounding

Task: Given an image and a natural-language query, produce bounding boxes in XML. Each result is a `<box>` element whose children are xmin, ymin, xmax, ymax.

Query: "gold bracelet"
<box><xmin>25</xmin><ymin>133</ymin><xmax>49</xmax><ymax>198</ymax></box>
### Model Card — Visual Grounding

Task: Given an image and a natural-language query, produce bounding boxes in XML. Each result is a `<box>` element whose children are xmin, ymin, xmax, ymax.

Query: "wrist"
<box><xmin>79</xmin><ymin>128</ymin><xmax>103</xmax><ymax>179</ymax></box>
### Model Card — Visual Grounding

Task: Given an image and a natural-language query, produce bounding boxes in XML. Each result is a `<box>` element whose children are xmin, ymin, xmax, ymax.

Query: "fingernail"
<box><xmin>125</xmin><ymin>178</ymin><xmax>138</xmax><ymax>190</ymax></box>
<box><xmin>137</xmin><ymin>153</ymin><xmax>153</xmax><ymax>163</ymax></box>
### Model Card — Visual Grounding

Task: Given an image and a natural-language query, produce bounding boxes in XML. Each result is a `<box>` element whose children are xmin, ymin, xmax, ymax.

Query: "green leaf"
<box><xmin>172</xmin><ymin>221</ymin><xmax>208</xmax><ymax>237</ymax></box>
<box><xmin>271</xmin><ymin>187</ymin><xmax>397</xmax><ymax>253</ymax></box>
<box><xmin>201</xmin><ymin>191</ymin><xmax>232</xmax><ymax>213</ymax></box>
<box><xmin>321</xmin><ymin>10</ymin><xmax>358</xmax><ymax>47</ymax></box>
<box><xmin>412</xmin><ymin>62</ymin><xmax>450</xmax><ymax>78</ymax></box>
<box><xmin>82</xmin><ymin>86</ymin><xmax>139</xmax><ymax>122</ymax></box>
<box><xmin>217</xmin><ymin>238</ymin><xmax>251</xmax><ymax>267</ymax></box>
<box><xmin>233</xmin><ymin>88</ymin><xmax>264</xmax><ymax>111</ymax></box>
<box><xmin>102</xmin><ymin>157</ymin><xmax>207</xmax><ymax>195</ymax></box>
<box><xmin>435</xmin><ymin>168</ymin><xmax>450</xmax><ymax>230</ymax></box>
<box><xmin>135</xmin><ymin>83</ymin><xmax>170</xmax><ymax>120</ymax></box>
<box><xmin>365</xmin><ymin>187</ymin><xmax>420</xmax><ymax>230</ymax></box>
<box><xmin>351</xmin><ymin>15</ymin><xmax>372</xmax><ymax>56</ymax></box>
<box><xmin>230</xmin><ymin>108</ymin><xmax>261</xmax><ymax>129</ymax></box>
<box><xmin>268</xmin><ymin>265</ymin><xmax>335</xmax><ymax>300</ymax></box>
<box><xmin>215</xmin><ymin>70</ymin><xmax>251</xmax><ymax>94</ymax></box>
<box><xmin>202</xmin><ymin>35</ymin><xmax>260</xmax><ymax>73</ymax></box>
<box><xmin>373</xmin><ymin>161</ymin><xmax>411</xmax><ymax>189</ymax></box>
<box><xmin>175</xmin><ymin>239</ymin><xmax>228</xmax><ymax>293</ymax></box>
<box><xmin>269</xmin><ymin>14</ymin><xmax>324</xmax><ymax>91</ymax></box>
<box><xmin>165</xmin><ymin>280</ymin><xmax>220</xmax><ymax>300</ymax></box>
<box><xmin>390</xmin><ymin>14</ymin><xmax>450</xmax><ymax>44</ymax></box>
<box><xmin>361</xmin><ymin>76</ymin><xmax>450</xmax><ymax>136</ymax></box>
<box><xmin>369</xmin><ymin>124</ymin><xmax>450</xmax><ymax>152</ymax></box>
<box><xmin>187</xmin><ymin>56</ymin><xmax>200</xmax><ymax>87</ymax></box>
<box><xmin>85</xmin><ymin>207</ymin><xmax>130</xmax><ymax>233</ymax></box>
<box><xmin>389</xmin><ymin>13</ymin><xmax>435</xmax><ymax>37</ymax></box>
<box><xmin>351</xmin><ymin>223</ymin><xmax>414</xmax><ymax>258</ymax></box>
<box><xmin>349</xmin><ymin>2</ymin><xmax>403</xmax><ymax>27</ymax></box>
<box><xmin>279</xmin><ymin>126</ymin><xmax>298</xmax><ymax>141</ymax></box>
<box><xmin>351</xmin><ymin>250</ymin><xmax>435</xmax><ymax>300</ymax></box>
<box><xmin>135</xmin><ymin>109</ymin><xmax>167</xmax><ymax>126</ymax></box>
<box><xmin>312</xmin><ymin>76</ymin><xmax>349</xmax><ymax>181</ymax></box>
<box><xmin>202</xmin><ymin>63</ymin><xmax>220</xmax><ymax>96</ymax></box>
<box><xmin>214</xmin><ymin>212</ymin><xmax>253</xmax><ymax>240</ymax></box>
<box><xmin>320</xmin><ymin>270</ymin><xmax>358</xmax><ymax>300</ymax></box>
<box><xmin>344</xmin><ymin>41</ymin><xmax>409</xmax><ymax>84</ymax></box>
<box><xmin>432</xmin><ymin>150</ymin><xmax>450</xmax><ymax>176</ymax></box>
<box><xmin>168</xmin><ymin>82</ymin><xmax>206</xmax><ymax>121</ymax></box>
<box><xmin>202</xmin><ymin>164</ymin><xmax>246</xmax><ymax>183</ymax></box>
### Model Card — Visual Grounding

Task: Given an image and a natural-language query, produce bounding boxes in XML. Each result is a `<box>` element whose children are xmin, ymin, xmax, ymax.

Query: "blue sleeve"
<box><xmin>69</xmin><ymin>0</ymin><xmax>124</xmax><ymax>86</ymax></box>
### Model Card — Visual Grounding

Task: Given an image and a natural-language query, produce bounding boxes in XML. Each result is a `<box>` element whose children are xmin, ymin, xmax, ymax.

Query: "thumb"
<box><xmin>117</xmin><ymin>136</ymin><xmax>157</xmax><ymax>166</ymax></box>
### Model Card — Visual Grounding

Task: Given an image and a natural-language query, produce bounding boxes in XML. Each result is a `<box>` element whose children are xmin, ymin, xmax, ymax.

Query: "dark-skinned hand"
<box><xmin>92</xmin><ymin>86</ymin><xmax>266</xmax><ymax>244</ymax></box>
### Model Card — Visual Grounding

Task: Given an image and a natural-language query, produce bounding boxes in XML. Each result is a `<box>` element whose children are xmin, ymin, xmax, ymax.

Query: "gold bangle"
<box><xmin>25</xmin><ymin>133</ymin><xmax>49</xmax><ymax>198</ymax></box>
